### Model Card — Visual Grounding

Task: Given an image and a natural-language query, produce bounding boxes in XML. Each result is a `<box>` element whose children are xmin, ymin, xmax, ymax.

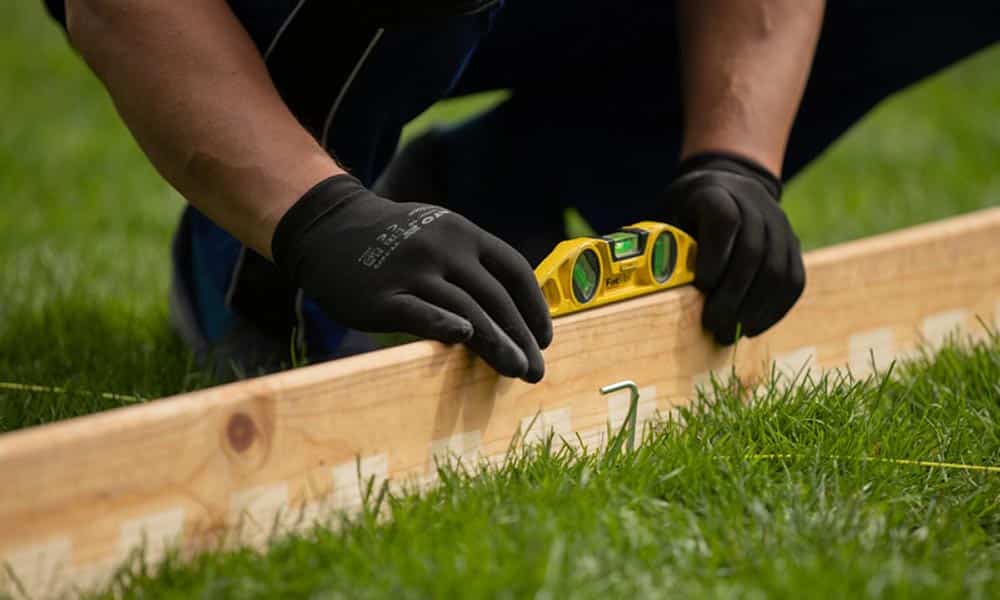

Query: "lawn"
<box><xmin>2</xmin><ymin>2</ymin><xmax>999</xmax><ymax>598</ymax></box>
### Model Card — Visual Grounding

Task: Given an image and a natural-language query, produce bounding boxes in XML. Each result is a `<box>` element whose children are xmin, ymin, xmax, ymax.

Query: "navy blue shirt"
<box><xmin>43</xmin><ymin>0</ymin><xmax>64</xmax><ymax>27</ymax></box>
<box><xmin>41</xmin><ymin>0</ymin><xmax>499</xmax><ymax>28</ymax></box>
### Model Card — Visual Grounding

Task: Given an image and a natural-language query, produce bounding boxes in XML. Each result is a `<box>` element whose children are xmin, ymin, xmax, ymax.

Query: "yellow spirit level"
<box><xmin>534</xmin><ymin>222</ymin><xmax>697</xmax><ymax>317</ymax></box>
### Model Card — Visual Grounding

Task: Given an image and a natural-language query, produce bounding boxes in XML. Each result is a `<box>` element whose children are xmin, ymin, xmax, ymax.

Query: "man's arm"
<box><xmin>64</xmin><ymin>0</ymin><xmax>552</xmax><ymax>381</ymax></box>
<box><xmin>66</xmin><ymin>0</ymin><xmax>342</xmax><ymax>257</ymax></box>
<box><xmin>677</xmin><ymin>0</ymin><xmax>825</xmax><ymax>176</ymax></box>
<box><xmin>663</xmin><ymin>1</ymin><xmax>824</xmax><ymax>344</ymax></box>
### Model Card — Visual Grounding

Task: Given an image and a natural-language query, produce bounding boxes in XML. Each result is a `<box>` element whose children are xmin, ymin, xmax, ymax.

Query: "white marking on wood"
<box><xmin>391</xmin><ymin>470</ymin><xmax>439</xmax><ymax>495</ymax></box>
<box><xmin>607</xmin><ymin>385</ymin><xmax>658</xmax><ymax>432</ymax></box>
<box><xmin>72</xmin><ymin>557</ymin><xmax>121</xmax><ymax>596</ymax></box>
<box><xmin>774</xmin><ymin>346</ymin><xmax>818</xmax><ymax>383</ymax></box>
<box><xmin>293</xmin><ymin>500</ymin><xmax>328</xmax><ymax>530</ymax></box>
<box><xmin>2</xmin><ymin>537</ymin><xmax>72</xmax><ymax>599</ymax></box>
<box><xmin>662</xmin><ymin>405</ymin><xmax>686</xmax><ymax>426</ymax></box>
<box><xmin>474</xmin><ymin>451</ymin><xmax>508</xmax><ymax>471</ymax></box>
<box><xmin>228</xmin><ymin>483</ymin><xmax>290</xmax><ymax>546</ymax></box>
<box><xmin>331</xmin><ymin>454</ymin><xmax>389</xmax><ymax>512</ymax></box>
<box><xmin>691</xmin><ymin>372</ymin><xmax>711</xmax><ymax>395</ymax></box>
<box><xmin>692</xmin><ymin>368</ymin><xmax>735</xmax><ymax>399</ymax></box>
<box><xmin>520</xmin><ymin>407</ymin><xmax>572</xmax><ymax>446</ymax></box>
<box><xmin>573</xmin><ymin>426</ymin><xmax>607</xmax><ymax>452</ymax></box>
<box><xmin>417</xmin><ymin>472</ymin><xmax>440</xmax><ymax>492</ymax></box>
<box><xmin>118</xmin><ymin>507</ymin><xmax>185</xmax><ymax>564</ymax></box>
<box><xmin>430</xmin><ymin>430</ymin><xmax>482</xmax><ymax>468</ymax></box>
<box><xmin>922</xmin><ymin>309</ymin><xmax>968</xmax><ymax>349</ymax></box>
<box><xmin>848</xmin><ymin>327</ymin><xmax>895</xmax><ymax>376</ymax></box>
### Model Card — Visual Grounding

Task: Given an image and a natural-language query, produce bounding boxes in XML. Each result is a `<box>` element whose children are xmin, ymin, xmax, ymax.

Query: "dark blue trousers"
<box><xmin>185</xmin><ymin>0</ymin><xmax>998</xmax><ymax>355</ymax></box>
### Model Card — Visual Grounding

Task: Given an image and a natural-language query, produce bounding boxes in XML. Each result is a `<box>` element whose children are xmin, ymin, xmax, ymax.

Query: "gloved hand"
<box><xmin>662</xmin><ymin>153</ymin><xmax>806</xmax><ymax>345</ymax></box>
<box><xmin>271</xmin><ymin>174</ymin><xmax>552</xmax><ymax>382</ymax></box>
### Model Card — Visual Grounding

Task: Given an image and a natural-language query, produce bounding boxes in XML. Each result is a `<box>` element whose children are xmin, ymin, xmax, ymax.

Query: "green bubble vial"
<box><xmin>605</xmin><ymin>231</ymin><xmax>642</xmax><ymax>260</ymax></box>
<box><xmin>572</xmin><ymin>249</ymin><xmax>600</xmax><ymax>303</ymax></box>
<box><xmin>652</xmin><ymin>232</ymin><xmax>676</xmax><ymax>283</ymax></box>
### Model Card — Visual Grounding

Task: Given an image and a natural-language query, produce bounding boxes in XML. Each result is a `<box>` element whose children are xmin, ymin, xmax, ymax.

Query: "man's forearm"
<box><xmin>66</xmin><ymin>0</ymin><xmax>342</xmax><ymax>257</ymax></box>
<box><xmin>677</xmin><ymin>0</ymin><xmax>825</xmax><ymax>176</ymax></box>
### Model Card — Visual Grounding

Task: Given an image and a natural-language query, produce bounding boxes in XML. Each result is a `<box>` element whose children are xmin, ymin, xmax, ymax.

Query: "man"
<box><xmin>46</xmin><ymin>0</ymin><xmax>997</xmax><ymax>383</ymax></box>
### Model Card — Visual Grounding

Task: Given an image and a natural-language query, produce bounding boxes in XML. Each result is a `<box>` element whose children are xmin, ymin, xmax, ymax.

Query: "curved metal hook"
<box><xmin>600</xmin><ymin>380</ymin><xmax>640</xmax><ymax>452</ymax></box>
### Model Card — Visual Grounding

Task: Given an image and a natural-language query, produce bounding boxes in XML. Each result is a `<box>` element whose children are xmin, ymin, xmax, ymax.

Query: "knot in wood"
<box><xmin>226</xmin><ymin>412</ymin><xmax>257</xmax><ymax>453</ymax></box>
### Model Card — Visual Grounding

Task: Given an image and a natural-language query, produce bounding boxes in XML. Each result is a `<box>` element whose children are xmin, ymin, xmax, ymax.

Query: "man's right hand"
<box><xmin>271</xmin><ymin>175</ymin><xmax>553</xmax><ymax>382</ymax></box>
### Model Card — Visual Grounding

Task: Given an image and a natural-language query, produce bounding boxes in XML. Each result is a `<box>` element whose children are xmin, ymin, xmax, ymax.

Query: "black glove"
<box><xmin>663</xmin><ymin>153</ymin><xmax>806</xmax><ymax>345</ymax></box>
<box><xmin>272</xmin><ymin>174</ymin><xmax>552</xmax><ymax>382</ymax></box>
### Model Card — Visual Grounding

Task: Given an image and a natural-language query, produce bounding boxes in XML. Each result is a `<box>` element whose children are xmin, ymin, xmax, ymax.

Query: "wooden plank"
<box><xmin>2</xmin><ymin>207</ymin><xmax>999</xmax><ymax>598</ymax></box>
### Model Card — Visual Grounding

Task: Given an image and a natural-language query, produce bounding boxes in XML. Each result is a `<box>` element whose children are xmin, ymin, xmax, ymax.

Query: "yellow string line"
<box><xmin>747</xmin><ymin>453</ymin><xmax>1000</xmax><ymax>474</ymax></box>
<box><xmin>0</xmin><ymin>382</ymin><xmax>143</xmax><ymax>403</ymax></box>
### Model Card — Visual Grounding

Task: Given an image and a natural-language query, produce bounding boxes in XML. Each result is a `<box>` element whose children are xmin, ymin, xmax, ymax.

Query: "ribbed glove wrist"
<box><xmin>677</xmin><ymin>152</ymin><xmax>782</xmax><ymax>200</ymax></box>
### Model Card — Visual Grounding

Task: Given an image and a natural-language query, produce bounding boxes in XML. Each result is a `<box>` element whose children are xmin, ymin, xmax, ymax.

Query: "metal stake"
<box><xmin>600</xmin><ymin>380</ymin><xmax>640</xmax><ymax>452</ymax></box>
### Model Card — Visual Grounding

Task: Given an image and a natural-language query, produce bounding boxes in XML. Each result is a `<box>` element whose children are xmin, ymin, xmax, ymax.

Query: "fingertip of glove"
<box><xmin>712</xmin><ymin>327</ymin><xmax>743</xmax><ymax>347</ymax></box>
<box><xmin>480</xmin><ymin>343</ymin><xmax>530</xmax><ymax>381</ymax></box>
<box><xmin>537</xmin><ymin>322</ymin><xmax>554</xmax><ymax>350</ymax></box>
<box><xmin>522</xmin><ymin>365</ymin><xmax>545</xmax><ymax>384</ymax></box>
<box><xmin>712</xmin><ymin>332</ymin><xmax>734</xmax><ymax>347</ymax></box>
<box><xmin>446</xmin><ymin>319</ymin><xmax>475</xmax><ymax>344</ymax></box>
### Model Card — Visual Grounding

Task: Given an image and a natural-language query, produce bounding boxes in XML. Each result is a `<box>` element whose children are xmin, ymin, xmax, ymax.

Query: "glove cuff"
<box><xmin>271</xmin><ymin>174</ymin><xmax>368</xmax><ymax>278</ymax></box>
<box><xmin>677</xmin><ymin>152</ymin><xmax>783</xmax><ymax>200</ymax></box>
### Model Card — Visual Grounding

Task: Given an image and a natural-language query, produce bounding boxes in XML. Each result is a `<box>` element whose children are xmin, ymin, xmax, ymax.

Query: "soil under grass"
<box><xmin>90</xmin><ymin>336</ymin><xmax>1000</xmax><ymax>599</ymax></box>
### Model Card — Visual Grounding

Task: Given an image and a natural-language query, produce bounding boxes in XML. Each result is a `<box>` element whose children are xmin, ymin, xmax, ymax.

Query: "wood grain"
<box><xmin>2</xmin><ymin>208</ymin><xmax>999</xmax><ymax>598</ymax></box>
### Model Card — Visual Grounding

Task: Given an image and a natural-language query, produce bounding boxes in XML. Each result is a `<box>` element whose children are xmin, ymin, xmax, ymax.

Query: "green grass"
<box><xmin>2</xmin><ymin>3</ymin><xmax>1000</xmax><ymax>597</ymax></box>
<box><xmin>96</xmin><ymin>336</ymin><xmax>1000</xmax><ymax>599</ymax></box>
<box><xmin>0</xmin><ymin>3</ymin><xmax>210</xmax><ymax>431</ymax></box>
